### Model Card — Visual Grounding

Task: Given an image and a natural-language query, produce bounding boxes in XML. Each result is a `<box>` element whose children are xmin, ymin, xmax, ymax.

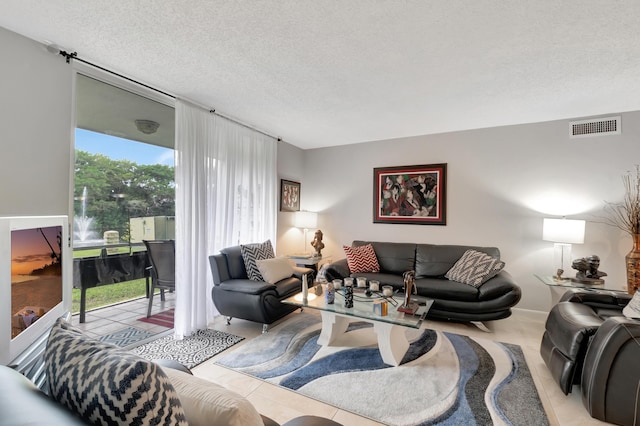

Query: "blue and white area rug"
<box><xmin>215</xmin><ymin>313</ymin><xmax>549</xmax><ymax>426</ymax></box>
<box><xmin>131</xmin><ymin>329</ymin><xmax>244</xmax><ymax>369</ymax></box>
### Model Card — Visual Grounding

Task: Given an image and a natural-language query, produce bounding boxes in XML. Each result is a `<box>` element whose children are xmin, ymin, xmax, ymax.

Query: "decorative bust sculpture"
<box><xmin>571</xmin><ymin>255</ymin><xmax>607</xmax><ymax>284</ymax></box>
<box><xmin>310</xmin><ymin>229</ymin><xmax>324</xmax><ymax>257</ymax></box>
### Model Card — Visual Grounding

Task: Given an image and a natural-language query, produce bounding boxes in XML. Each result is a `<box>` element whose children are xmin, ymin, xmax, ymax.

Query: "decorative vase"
<box><xmin>626</xmin><ymin>234</ymin><xmax>640</xmax><ymax>294</ymax></box>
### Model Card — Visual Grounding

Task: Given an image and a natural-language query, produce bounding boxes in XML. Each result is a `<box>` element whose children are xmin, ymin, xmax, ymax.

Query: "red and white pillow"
<box><xmin>343</xmin><ymin>244</ymin><xmax>380</xmax><ymax>273</ymax></box>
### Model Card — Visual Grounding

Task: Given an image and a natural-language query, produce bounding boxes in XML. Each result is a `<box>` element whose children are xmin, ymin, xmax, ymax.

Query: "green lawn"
<box><xmin>71</xmin><ymin>278</ymin><xmax>147</xmax><ymax>314</ymax></box>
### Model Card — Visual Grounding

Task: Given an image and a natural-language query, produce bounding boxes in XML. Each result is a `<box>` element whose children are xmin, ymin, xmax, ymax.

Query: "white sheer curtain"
<box><xmin>173</xmin><ymin>99</ymin><xmax>277</xmax><ymax>338</ymax></box>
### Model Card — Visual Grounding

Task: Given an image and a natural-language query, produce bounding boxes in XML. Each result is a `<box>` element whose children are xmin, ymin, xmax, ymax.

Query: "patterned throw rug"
<box><xmin>138</xmin><ymin>308</ymin><xmax>174</xmax><ymax>328</ymax></box>
<box><xmin>98</xmin><ymin>327</ymin><xmax>154</xmax><ymax>347</ymax></box>
<box><xmin>215</xmin><ymin>313</ymin><xmax>549</xmax><ymax>426</ymax></box>
<box><xmin>131</xmin><ymin>329</ymin><xmax>244</xmax><ymax>369</ymax></box>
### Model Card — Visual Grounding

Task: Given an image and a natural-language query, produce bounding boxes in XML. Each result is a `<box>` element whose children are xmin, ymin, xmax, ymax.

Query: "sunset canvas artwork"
<box><xmin>11</xmin><ymin>226</ymin><xmax>63</xmax><ymax>338</ymax></box>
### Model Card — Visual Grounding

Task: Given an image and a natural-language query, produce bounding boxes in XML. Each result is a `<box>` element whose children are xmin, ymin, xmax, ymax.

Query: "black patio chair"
<box><xmin>143</xmin><ymin>240</ymin><xmax>175</xmax><ymax>318</ymax></box>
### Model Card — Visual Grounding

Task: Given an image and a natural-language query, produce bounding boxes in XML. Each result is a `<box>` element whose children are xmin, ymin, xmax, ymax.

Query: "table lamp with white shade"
<box><xmin>294</xmin><ymin>211</ymin><xmax>317</xmax><ymax>255</ymax></box>
<box><xmin>543</xmin><ymin>217</ymin><xmax>586</xmax><ymax>281</ymax></box>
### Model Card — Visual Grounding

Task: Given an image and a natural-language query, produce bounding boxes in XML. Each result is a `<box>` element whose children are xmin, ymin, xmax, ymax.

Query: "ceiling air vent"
<box><xmin>569</xmin><ymin>116</ymin><xmax>621</xmax><ymax>138</ymax></box>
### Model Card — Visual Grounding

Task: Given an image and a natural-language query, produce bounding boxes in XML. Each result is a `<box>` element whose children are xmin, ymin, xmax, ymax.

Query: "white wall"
<box><xmin>300</xmin><ymin>114</ymin><xmax>640</xmax><ymax>312</ymax></box>
<box><xmin>276</xmin><ymin>140</ymin><xmax>306</xmax><ymax>254</ymax></box>
<box><xmin>0</xmin><ymin>27</ymin><xmax>73</xmax><ymax>216</ymax></box>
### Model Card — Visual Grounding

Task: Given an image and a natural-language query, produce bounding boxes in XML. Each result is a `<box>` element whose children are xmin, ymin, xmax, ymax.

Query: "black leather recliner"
<box><xmin>540</xmin><ymin>289</ymin><xmax>640</xmax><ymax>426</ymax></box>
<box><xmin>208</xmin><ymin>245</ymin><xmax>312</xmax><ymax>333</ymax></box>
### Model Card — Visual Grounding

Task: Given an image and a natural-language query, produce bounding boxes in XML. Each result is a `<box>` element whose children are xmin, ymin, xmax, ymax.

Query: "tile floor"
<box><xmin>70</xmin><ymin>292</ymin><xmax>176</xmax><ymax>339</ymax></box>
<box><xmin>75</xmin><ymin>298</ymin><xmax>611</xmax><ymax>426</ymax></box>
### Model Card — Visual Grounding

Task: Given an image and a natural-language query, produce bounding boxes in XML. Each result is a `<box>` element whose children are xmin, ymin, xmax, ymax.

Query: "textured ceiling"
<box><xmin>2</xmin><ymin>1</ymin><xmax>640</xmax><ymax>150</ymax></box>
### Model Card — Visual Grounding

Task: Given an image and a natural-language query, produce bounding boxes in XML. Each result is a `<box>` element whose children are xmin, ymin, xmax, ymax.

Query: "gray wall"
<box><xmin>298</xmin><ymin>114</ymin><xmax>640</xmax><ymax>312</ymax></box>
<box><xmin>0</xmin><ymin>27</ymin><xmax>73</xmax><ymax>216</ymax></box>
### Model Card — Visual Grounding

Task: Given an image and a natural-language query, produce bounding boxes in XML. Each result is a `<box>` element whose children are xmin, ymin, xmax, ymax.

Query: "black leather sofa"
<box><xmin>324</xmin><ymin>240</ymin><xmax>521</xmax><ymax>322</ymax></box>
<box><xmin>209</xmin><ymin>245</ymin><xmax>313</xmax><ymax>332</ymax></box>
<box><xmin>540</xmin><ymin>289</ymin><xmax>640</xmax><ymax>426</ymax></box>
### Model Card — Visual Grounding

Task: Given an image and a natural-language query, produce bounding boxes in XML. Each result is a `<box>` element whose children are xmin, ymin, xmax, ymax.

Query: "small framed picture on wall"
<box><xmin>280</xmin><ymin>179</ymin><xmax>301</xmax><ymax>212</ymax></box>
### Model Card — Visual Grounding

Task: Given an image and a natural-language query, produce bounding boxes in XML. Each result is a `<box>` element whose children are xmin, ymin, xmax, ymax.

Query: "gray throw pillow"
<box><xmin>45</xmin><ymin>318</ymin><xmax>187</xmax><ymax>425</ymax></box>
<box><xmin>445</xmin><ymin>249</ymin><xmax>505</xmax><ymax>287</ymax></box>
<box><xmin>240</xmin><ymin>240</ymin><xmax>275</xmax><ymax>281</ymax></box>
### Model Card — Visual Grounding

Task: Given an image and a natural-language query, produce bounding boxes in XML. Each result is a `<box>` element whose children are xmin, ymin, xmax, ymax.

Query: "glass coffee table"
<box><xmin>283</xmin><ymin>285</ymin><xmax>433</xmax><ymax>366</ymax></box>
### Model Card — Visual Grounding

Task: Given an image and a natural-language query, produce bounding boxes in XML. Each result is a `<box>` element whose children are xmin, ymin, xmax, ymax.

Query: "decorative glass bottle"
<box><xmin>302</xmin><ymin>273</ymin><xmax>309</xmax><ymax>303</ymax></box>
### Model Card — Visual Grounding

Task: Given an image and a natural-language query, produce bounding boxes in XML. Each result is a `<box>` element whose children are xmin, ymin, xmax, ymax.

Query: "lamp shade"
<box><xmin>294</xmin><ymin>211</ymin><xmax>317</xmax><ymax>229</ymax></box>
<box><xmin>542</xmin><ymin>218</ymin><xmax>585</xmax><ymax>244</ymax></box>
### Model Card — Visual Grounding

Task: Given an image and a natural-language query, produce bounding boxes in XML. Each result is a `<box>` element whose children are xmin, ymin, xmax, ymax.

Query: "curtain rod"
<box><xmin>57</xmin><ymin>49</ymin><xmax>282</xmax><ymax>142</ymax></box>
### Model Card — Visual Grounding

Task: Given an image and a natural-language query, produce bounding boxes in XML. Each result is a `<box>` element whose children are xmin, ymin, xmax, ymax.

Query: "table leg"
<box><xmin>318</xmin><ymin>311</ymin><xmax>350</xmax><ymax>346</ymax></box>
<box><xmin>79</xmin><ymin>288</ymin><xmax>87</xmax><ymax>324</ymax></box>
<box><xmin>373</xmin><ymin>322</ymin><xmax>410</xmax><ymax>366</ymax></box>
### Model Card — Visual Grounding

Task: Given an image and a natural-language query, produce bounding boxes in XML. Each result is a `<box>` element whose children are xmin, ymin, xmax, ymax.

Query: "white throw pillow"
<box><xmin>162</xmin><ymin>367</ymin><xmax>263</xmax><ymax>426</ymax></box>
<box><xmin>255</xmin><ymin>256</ymin><xmax>294</xmax><ymax>284</ymax></box>
<box><xmin>623</xmin><ymin>291</ymin><xmax>640</xmax><ymax>319</ymax></box>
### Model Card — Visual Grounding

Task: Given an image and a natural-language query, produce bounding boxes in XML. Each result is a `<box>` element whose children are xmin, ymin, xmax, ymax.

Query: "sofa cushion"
<box><xmin>415</xmin><ymin>277</ymin><xmax>480</xmax><ymax>301</ymax></box>
<box><xmin>256</xmin><ymin>256</ymin><xmax>294</xmax><ymax>284</ymax></box>
<box><xmin>353</xmin><ymin>241</ymin><xmax>415</xmax><ymax>274</ymax></box>
<box><xmin>162</xmin><ymin>367</ymin><xmax>263</xmax><ymax>426</ymax></box>
<box><xmin>344</xmin><ymin>244</ymin><xmax>380</xmax><ymax>273</ymax></box>
<box><xmin>416</xmin><ymin>244</ymin><xmax>500</xmax><ymax>278</ymax></box>
<box><xmin>445</xmin><ymin>249</ymin><xmax>505</xmax><ymax>287</ymax></box>
<box><xmin>241</xmin><ymin>240</ymin><xmax>275</xmax><ymax>281</ymax></box>
<box><xmin>45</xmin><ymin>318</ymin><xmax>187</xmax><ymax>425</ymax></box>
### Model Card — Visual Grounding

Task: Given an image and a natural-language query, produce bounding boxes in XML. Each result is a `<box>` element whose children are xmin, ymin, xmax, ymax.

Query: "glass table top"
<box><xmin>282</xmin><ymin>284</ymin><xmax>433</xmax><ymax>329</ymax></box>
<box><xmin>534</xmin><ymin>274</ymin><xmax>626</xmax><ymax>292</ymax></box>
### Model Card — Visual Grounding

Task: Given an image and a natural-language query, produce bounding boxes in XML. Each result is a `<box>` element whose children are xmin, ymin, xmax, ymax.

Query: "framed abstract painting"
<box><xmin>373</xmin><ymin>163</ymin><xmax>447</xmax><ymax>225</ymax></box>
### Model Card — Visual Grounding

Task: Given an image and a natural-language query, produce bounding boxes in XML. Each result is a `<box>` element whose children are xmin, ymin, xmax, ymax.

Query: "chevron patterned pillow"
<box><xmin>445</xmin><ymin>249</ymin><xmax>505</xmax><ymax>287</ymax></box>
<box><xmin>241</xmin><ymin>240</ymin><xmax>275</xmax><ymax>281</ymax></box>
<box><xmin>45</xmin><ymin>318</ymin><xmax>187</xmax><ymax>425</ymax></box>
<box><xmin>344</xmin><ymin>243</ymin><xmax>380</xmax><ymax>273</ymax></box>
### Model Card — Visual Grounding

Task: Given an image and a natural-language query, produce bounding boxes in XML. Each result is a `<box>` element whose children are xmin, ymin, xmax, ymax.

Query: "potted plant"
<box><xmin>603</xmin><ymin>165</ymin><xmax>640</xmax><ymax>294</ymax></box>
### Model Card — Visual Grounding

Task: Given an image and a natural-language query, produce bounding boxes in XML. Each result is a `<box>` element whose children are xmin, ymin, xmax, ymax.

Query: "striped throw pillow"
<box><xmin>241</xmin><ymin>240</ymin><xmax>275</xmax><ymax>281</ymax></box>
<box><xmin>445</xmin><ymin>249</ymin><xmax>505</xmax><ymax>287</ymax></box>
<box><xmin>45</xmin><ymin>318</ymin><xmax>187</xmax><ymax>425</ymax></box>
<box><xmin>344</xmin><ymin>244</ymin><xmax>380</xmax><ymax>273</ymax></box>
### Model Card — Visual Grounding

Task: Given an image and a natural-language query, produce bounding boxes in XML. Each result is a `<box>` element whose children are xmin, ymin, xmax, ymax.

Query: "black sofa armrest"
<box><xmin>560</xmin><ymin>288</ymin><xmax>631</xmax><ymax>310</ymax></box>
<box><xmin>324</xmin><ymin>259</ymin><xmax>350</xmax><ymax>282</ymax></box>
<box><xmin>581</xmin><ymin>316</ymin><xmax>640</xmax><ymax>425</ymax></box>
<box><xmin>292</xmin><ymin>266</ymin><xmax>314</xmax><ymax>279</ymax></box>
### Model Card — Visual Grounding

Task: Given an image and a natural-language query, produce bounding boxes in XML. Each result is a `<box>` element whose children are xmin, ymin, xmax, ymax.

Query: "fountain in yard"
<box><xmin>73</xmin><ymin>187</ymin><xmax>103</xmax><ymax>247</ymax></box>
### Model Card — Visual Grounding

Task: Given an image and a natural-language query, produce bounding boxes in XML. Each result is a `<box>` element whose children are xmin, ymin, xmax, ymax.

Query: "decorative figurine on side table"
<box><xmin>571</xmin><ymin>255</ymin><xmax>607</xmax><ymax>285</ymax></box>
<box><xmin>398</xmin><ymin>270</ymin><xmax>419</xmax><ymax>314</ymax></box>
<box><xmin>310</xmin><ymin>229</ymin><xmax>325</xmax><ymax>257</ymax></box>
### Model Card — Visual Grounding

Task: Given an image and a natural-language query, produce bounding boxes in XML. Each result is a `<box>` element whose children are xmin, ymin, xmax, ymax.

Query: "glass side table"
<box><xmin>535</xmin><ymin>274</ymin><xmax>626</xmax><ymax>306</ymax></box>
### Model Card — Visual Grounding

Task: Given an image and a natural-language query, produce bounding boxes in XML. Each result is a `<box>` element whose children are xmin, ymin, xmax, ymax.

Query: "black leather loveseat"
<box><xmin>209</xmin><ymin>245</ymin><xmax>313</xmax><ymax>332</ymax></box>
<box><xmin>540</xmin><ymin>289</ymin><xmax>640</xmax><ymax>426</ymax></box>
<box><xmin>324</xmin><ymin>240</ymin><xmax>521</xmax><ymax>322</ymax></box>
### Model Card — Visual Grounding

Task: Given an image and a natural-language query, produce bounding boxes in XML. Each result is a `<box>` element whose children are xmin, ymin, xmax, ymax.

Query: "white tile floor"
<box><xmin>74</xmin><ymin>298</ymin><xmax>612</xmax><ymax>426</ymax></box>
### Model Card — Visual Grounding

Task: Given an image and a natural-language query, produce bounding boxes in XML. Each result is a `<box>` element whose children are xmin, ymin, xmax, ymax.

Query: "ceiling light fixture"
<box><xmin>134</xmin><ymin>119</ymin><xmax>160</xmax><ymax>135</ymax></box>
